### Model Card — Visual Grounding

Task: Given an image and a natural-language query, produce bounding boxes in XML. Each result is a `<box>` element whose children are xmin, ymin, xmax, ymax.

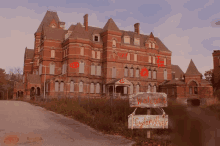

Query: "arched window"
<box><xmin>55</xmin><ymin>81</ymin><xmax>59</xmax><ymax>92</ymax></box>
<box><xmin>153</xmin><ymin>85</ymin><xmax>156</xmax><ymax>92</ymax></box>
<box><xmin>136</xmin><ymin>84</ymin><xmax>140</xmax><ymax>93</ymax></box>
<box><xmin>124</xmin><ymin>66</ymin><xmax>128</xmax><ymax>77</ymax></box>
<box><xmin>90</xmin><ymin>83</ymin><xmax>94</xmax><ymax>93</ymax></box>
<box><xmin>70</xmin><ymin>81</ymin><xmax>74</xmax><ymax>92</ymax></box>
<box><xmin>164</xmin><ymin>69</ymin><xmax>167</xmax><ymax>80</ymax></box>
<box><xmin>136</xmin><ymin>68</ymin><xmax>140</xmax><ymax>77</ymax></box>
<box><xmin>60</xmin><ymin>81</ymin><xmax>64</xmax><ymax>92</ymax></box>
<box><xmin>148</xmin><ymin>69</ymin><xmax>151</xmax><ymax>79</ymax></box>
<box><xmin>148</xmin><ymin>84</ymin><xmax>151</xmax><ymax>92</ymax></box>
<box><xmin>130</xmin><ymin>83</ymin><xmax>133</xmax><ymax>94</ymax></box>
<box><xmin>79</xmin><ymin>61</ymin><xmax>84</xmax><ymax>74</ymax></box>
<box><xmin>91</xmin><ymin>64</ymin><xmax>95</xmax><ymax>75</ymax></box>
<box><xmin>130</xmin><ymin>67</ymin><xmax>134</xmax><ymax>77</ymax></box>
<box><xmin>153</xmin><ymin>70</ymin><xmax>157</xmax><ymax>79</ymax></box>
<box><xmin>79</xmin><ymin>81</ymin><xmax>83</xmax><ymax>92</ymax></box>
<box><xmin>50</xmin><ymin>63</ymin><xmax>55</xmax><ymax>75</ymax></box>
<box><xmin>112</xmin><ymin>40</ymin><xmax>116</xmax><ymax>47</ymax></box>
<box><xmin>96</xmin><ymin>83</ymin><xmax>100</xmax><ymax>93</ymax></box>
<box><xmin>189</xmin><ymin>87</ymin><xmax>192</xmax><ymax>94</ymax></box>
<box><xmin>164</xmin><ymin>58</ymin><xmax>166</xmax><ymax>65</ymax></box>
<box><xmin>80</xmin><ymin>47</ymin><xmax>84</xmax><ymax>56</ymax></box>
<box><xmin>96</xmin><ymin>64</ymin><xmax>101</xmax><ymax>76</ymax></box>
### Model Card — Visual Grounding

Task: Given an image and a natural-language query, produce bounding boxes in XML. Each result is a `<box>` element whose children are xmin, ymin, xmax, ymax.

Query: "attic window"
<box><xmin>134</xmin><ymin>38</ymin><xmax>140</xmax><ymax>45</ymax></box>
<box><xmin>93</xmin><ymin>35</ymin><xmax>100</xmax><ymax>42</ymax></box>
<box><xmin>124</xmin><ymin>36</ymin><xmax>130</xmax><ymax>44</ymax></box>
<box><xmin>51</xmin><ymin>24</ymin><xmax>56</xmax><ymax>28</ymax></box>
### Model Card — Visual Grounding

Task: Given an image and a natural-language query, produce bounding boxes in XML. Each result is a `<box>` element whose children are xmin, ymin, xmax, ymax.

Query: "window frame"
<box><xmin>93</xmin><ymin>35</ymin><xmax>100</xmax><ymax>42</ymax></box>
<box><xmin>124</xmin><ymin>36</ymin><xmax>130</xmax><ymax>44</ymax></box>
<box><xmin>134</xmin><ymin>38</ymin><xmax>140</xmax><ymax>45</ymax></box>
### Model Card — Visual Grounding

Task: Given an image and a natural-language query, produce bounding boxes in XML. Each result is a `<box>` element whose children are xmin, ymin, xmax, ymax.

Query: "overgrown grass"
<box><xmin>15</xmin><ymin>97</ymin><xmax>172</xmax><ymax>146</ymax></box>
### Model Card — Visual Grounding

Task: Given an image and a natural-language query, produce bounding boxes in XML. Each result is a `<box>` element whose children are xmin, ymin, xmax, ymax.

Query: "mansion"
<box><xmin>13</xmin><ymin>10</ymin><xmax>213</xmax><ymax>103</ymax></box>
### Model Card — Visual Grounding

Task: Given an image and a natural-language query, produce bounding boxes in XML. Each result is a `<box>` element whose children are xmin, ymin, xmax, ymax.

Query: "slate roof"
<box><xmin>27</xmin><ymin>74</ymin><xmax>41</xmax><ymax>84</ymax></box>
<box><xmin>69</xmin><ymin>23</ymin><xmax>90</xmax><ymax>40</ymax></box>
<box><xmin>44</xmin><ymin>26</ymin><xmax>67</xmax><ymax>41</ymax></box>
<box><xmin>171</xmin><ymin>64</ymin><xmax>184</xmax><ymax>79</ymax></box>
<box><xmin>159</xmin><ymin>79</ymin><xmax>185</xmax><ymax>85</ymax></box>
<box><xmin>106</xmin><ymin>78</ymin><xmax>121</xmax><ymax>84</ymax></box>
<box><xmin>185</xmin><ymin>59</ymin><xmax>202</xmax><ymax>76</ymax></box>
<box><xmin>36</xmin><ymin>10</ymin><xmax>60</xmax><ymax>33</ymax></box>
<box><xmin>25</xmin><ymin>48</ymin><xmax>34</xmax><ymax>59</ymax></box>
<box><xmin>102</xmin><ymin>18</ymin><xmax>120</xmax><ymax>32</ymax></box>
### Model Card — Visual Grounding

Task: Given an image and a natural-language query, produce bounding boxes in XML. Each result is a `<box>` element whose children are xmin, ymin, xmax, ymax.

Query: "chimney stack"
<box><xmin>134</xmin><ymin>23</ymin><xmax>140</xmax><ymax>35</ymax></box>
<box><xmin>84</xmin><ymin>14</ymin><xmax>88</xmax><ymax>31</ymax></box>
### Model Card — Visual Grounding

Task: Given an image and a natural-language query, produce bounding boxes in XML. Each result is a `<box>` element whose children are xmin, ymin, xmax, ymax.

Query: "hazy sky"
<box><xmin>0</xmin><ymin>0</ymin><xmax>220</xmax><ymax>78</ymax></box>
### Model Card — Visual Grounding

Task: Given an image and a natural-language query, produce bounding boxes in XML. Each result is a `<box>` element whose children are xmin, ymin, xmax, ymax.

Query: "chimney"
<box><xmin>134</xmin><ymin>23</ymin><xmax>140</xmax><ymax>35</ymax></box>
<box><xmin>84</xmin><ymin>14</ymin><xmax>88</xmax><ymax>31</ymax></box>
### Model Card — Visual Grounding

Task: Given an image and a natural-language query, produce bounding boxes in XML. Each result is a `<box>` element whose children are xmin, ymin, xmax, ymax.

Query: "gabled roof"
<box><xmin>69</xmin><ymin>23</ymin><xmax>90</xmax><ymax>40</ymax></box>
<box><xmin>171</xmin><ymin>64</ymin><xmax>184</xmax><ymax>79</ymax></box>
<box><xmin>36</xmin><ymin>10</ymin><xmax>60</xmax><ymax>33</ymax></box>
<box><xmin>149</xmin><ymin>32</ymin><xmax>154</xmax><ymax>38</ymax></box>
<box><xmin>25</xmin><ymin>48</ymin><xmax>34</xmax><ymax>59</ymax></box>
<box><xmin>44</xmin><ymin>26</ymin><xmax>67</xmax><ymax>41</ymax></box>
<box><xmin>103</xmin><ymin>18</ymin><xmax>120</xmax><ymax>32</ymax></box>
<box><xmin>27</xmin><ymin>74</ymin><xmax>41</xmax><ymax>84</ymax></box>
<box><xmin>185</xmin><ymin>59</ymin><xmax>202</xmax><ymax>76</ymax></box>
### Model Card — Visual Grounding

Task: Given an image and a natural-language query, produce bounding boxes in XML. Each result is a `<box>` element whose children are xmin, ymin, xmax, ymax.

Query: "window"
<box><xmin>112</xmin><ymin>40</ymin><xmax>116</xmax><ymax>47</ymax></box>
<box><xmin>124</xmin><ymin>36</ymin><xmax>130</xmax><ymax>44</ymax></box>
<box><xmin>39</xmin><ymin>64</ymin><xmax>42</xmax><ymax>75</ymax></box>
<box><xmin>134</xmin><ymin>54</ymin><xmax>137</xmax><ymax>61</ymax></box>
<box><xmin>153</xmin><ymin>70</ymin><xmax>157</xmax><ymax>79</ymax></box>
<box><xmin>124</xmin><ymin>67</ymin><xmax>128</xmax><ymax>77</ymax></box>
<box><xmin>60</xmin><ymin>82</ymin><xmax>64</xmax><ymax>92</ymax></box>
<box><xmin>136</xmin><ymin>84</ymin><xmax>140</xmax><ymax>93</ymax></box>
<box><xmin>149</xmin><ymin>56</ymin><xmax>151</xmax><ymax>63</ymax></box>
<box><xmin>172</xmin><ymin>88</ymin><xmax>175</xmax><ymax>95</ymax></box>
<box><xmin>79</xmin><ymin>61</ymin><xmax>84</xmax><ymax>74</ymax></box>
<box><xmin>164</xmin><ymin>58</ymin><xmax>166</xmax><ymax>65</ymax></box>
<box><xmin>38</xmin><ymin>47</ymin><xmax>40</xmax><ymax>52</ymax></box>
<box><xmin>94</xmin><ymin>35</ymin><xmax>99</xmax><ymax>42</ymax></box>
<box><xmin>112</xmin><ymin>67</ymin><xmax>116</xmax><ymax>78</ymax></box>
<box><xmin>124</xmin><ymin>87</ymin><xmax>127</xmax><ymax>94</ymax></box>
<box><xmin>148</xmin><ymin>69</ymin><xmax>151</xmax><ymax>79</ymax></box>
<box><xmin>36</xmin><ymin>70</ymin><xmax>38</xmax><ymax>75</ymax></box>
<box><xmin>153</xmin><ymin>56</ymin><xmax>155</xmax><ymax>64</ymax></box>
<box><xmin>92</xmin><ymin>50</ymin><xmax>95</xmax><ymax>58</ymax></box>
<box><xmin>79</xmin><ymin>81</ymin><xmax>83</xmax><ymax>92</ymax></box>
<box><xmin>97</xmin><ymin>65</ymin><xmax>101</xmax><ymax>76</ymax></box>
<box><xmin>55</xmin><ymin>81</ymin><xmax>59</xmax><ymax>92</ymax></box>
<box><xmin>52</xmin><ymin>24</ymin><xmax>56</xmax><ymax>28</ymax></box>
<box><xmin>37</xmin><ymin>59</ymin><xmax>39</xmax><ymax>66</ymax></box>
<box><xmin>46</xmin><ymin>83</ymin><xmax>48</xmax><ymax>92</ymax></box>
<box><xmin>51</xmin><ymin>50</ymin><xmax>55</xmax><ymax>58</ymax></box>
<box><xmin>127</xmin><ymin>53</ymin><xmax>130</xmax><ymax>61</ymax></box>
<box><xmin>97</xmin><ymin>51</ymin><xmax>100</xmax><ymax>59</ymax></box>
<box><xmin>194</xmin><ymin>87</ymin><xmax>198</xmax><ymax>94</ymax></box>
<box><xmin>148</xmin><ymin>84</ymin><xmax>151</xmax><ymax>92</ymax></box>
<box><xmin>189</xmin><ymin>87</ymin><xmax>192</xmax><ymax>94</ymax></box>
<box><xmin>130</xmin><ymin>68</ymin><xmax>134</xmax><ymax>77</ymax></box>
<box><xmin>152</xmin><ymin>43</ymin><xmax>155</xmax><ymax>48</ymax></box>
<box><xmin>80</xmin><ymin>47</ymin><xmax>84</xmax><ymax>56</ymax></box>
<box><xmin>164</xmin><ymin>69</ymin><xmax>167</xmax><ymax>80</ymax></box>
<box><xmin>149</xmin><ymin>43</ymin><xmax>151</xmax><ymax>48</ymax></box>
<box><xmin>153</xmin><ymin>86</ymin><xmax>156</xmax><ymax>92</ymax></box>
<box><xmin>136</xmin><ymin>68</ymin><xmax>139</xmax><ymax>77</ymax></box>
<box><xmin>70</xmin><ymin>81</ymin><xmax>74</xmax><ymax>92</ymax></box>
<box><xmin>50</xmin><ymin>63</ymin><xmax>55</xmax><ymax>75</ymax></box>
<box><xmin>90</xmin><ymin>83</ymin><xmax>94</xmax><ymax>93</ymax></box>
<box><xmin>96</xmin><ymin>83</ymin><xmax>100</xmax><ymax>93</ymax></box>
<box><xmin>130</xmin><ymin>83</ymin><xmax>133</xmax><ymax>94</ymax></box>
<box><xmin>103</xmin><ymin>85</ymin><xmax>105</xmax><ymax>93</ymax></box>
<box><xmin>91</xmin><ymin>64</ymin><xmax>95</xmax><ymax>75</ymax></box>
<box><xmin>134</xmin><ymin>38</ymin><xmax>140</xmax><ymax>45</ymax></box>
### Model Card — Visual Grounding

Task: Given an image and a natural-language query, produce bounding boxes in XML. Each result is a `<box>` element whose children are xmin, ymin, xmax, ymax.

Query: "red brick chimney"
<box><xmin>84</xmin><ymin>14</ymin><xmax>88</xmax><ymax>31</ymax></box>
<box><xmin>134</xmin><ymin>23</ymin><xmax>140</xmax><ymax>35</ymax></box>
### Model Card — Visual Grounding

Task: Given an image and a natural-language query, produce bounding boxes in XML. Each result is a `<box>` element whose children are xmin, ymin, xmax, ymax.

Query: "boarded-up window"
<box><xmin>153</xmin><ymin>70</ymin><xmax>156</xmax><ymax>79</ymax></box>
<box><xmin>96</xmin><ymin>83</ymin><xmax>100</xmax><ymax>93</ymax></box>
<box><xmin>134</xmin><ymin>38</ymin><xmax>140</xmax><ymax>45</ymax></box>
<box><xmin>97</xmin><ymin>51</ymin><xmax>100</xmax><ymax>59</ymax></box>
<box><xmin>164</xmin><ymin>58</ymin><xmax>166</xmax><ymax>65</ymax></box>
<box><xmin>127</xmin><ymin>53</ymin><xmax>130</xmax><ymax>61</ymax></box>
<box><xmin>124</xmin><ymin>36</ymin><xmax>130</xmax><ymax>44</ymax></box>
<box><xmin>136</xmin><ymin>84</ymin><xmax>139</xmax><ymax>93</ymax></box>
<box><xmin>136</xmin><ymin>68</ymin><xmax>139</xmax><ymax>77</ymax></box>
<box><xmin>55</xmin><ymin>81</ymin><xmax>59</xmax><ymax>92</ymax></box>
<box><xmin>112</xmin><ymin>40</ymin><xmax>116</xmax><ymax>47</ymax></box>
<box><xmin>153</xmin><ymin>56</ymin><xmax>155</xmax><ymax>64</ymax></box>
<box><xmin>92</xmin><ymin>50</ymin><xmax>95</xmax><ymax>58</ymax></box>
<box><xmin>37</xmin><ymin>59</ymin><xmax>39</xmax><ymax>66</ymax></box>
<box><xmin>60</xmin><ymin>82</ymin><xmax>64</xmax><ymax>92</ymax></box>
<box><xmin>50</xmin><ymin>63</ymin><xmax>55</xmax><ymax>74</ymax></box>
<box><xmin>80</xmin><ymin>47</ymin><xmax>84</xmax><ymax>56</ymax></box>
<box><xmin>149</xmin><ymin>56</ymin><xmax>151</xmax><ymax>63</ymax></box>
<box><xmin>70</xmin><ymin>81</ymin><xmax>74</xmax><ymax>92</ymax></box>
<box><xmin>124</xmin><ymin>87</ymin><xmax>127</xmax><ymax>94</ymax></box>
<box><xmin>130</xmin><ymin>83</ymin><xmax>133</xmax><ymax>94</ymax></box>
<box><xmin>130</xmin><ymin>68</ymin><xmax>133</xmax><ymax>77</ymax></box>
<box><xmin>51</xmin><ymin>50</ymin><xmax>55</xmax><ymax>58</ymax></box>
<box><xmin>91</xmin><ymin>64</ymin><xmax>95</xmax><ymax>75</ymax></box>
<box><xmin>90</xmin><ymin>83</ymin><xmax>94</xmax><ymax>93</ymax></box>
<box><xmin>134</xmin><ymin>54</ymin><xmax>137</xmax><ymax>61</ymax></box>
<box><xmin>124</xmin><ymin>67</ymin><xmax>128</xmax><ymax>77</ymax></box>
<box><xmin>148</xmin><ymin>70</ymin><xmax>151</xmax><ymax>79</ymax></box>
<box><xmin>164</xmin><ymin>69</ymin><xmax>167</xmax><ymax>80</ymax></box>
<box><xmin>39</xmin><ymin>64</ymin><xmax>42</xmax><ymax>75</ymax></box>
<box><xmin>79</xmin><ymin>62</ymin><xmax>84</xmax><ymax>74</ymax></box>
<box><xmin>79</xmin><ymin>81</ymin><xmax>83</xmax><ymax>92</ymax></box>
<box><xmin>97</xmin><ymin>65</ymin><xmax>101</xmax><ymax>76</ymax></box>
<box><xmin>154</xmin><ymin>86</ymin><xmax>156</xmax><ymax>92</ymax></box>
<box><xmin>112</xmin><ymin>67</ymin><xmax>116</xmax><ymax>78</ymax></box>
<box><xmin>103</xmin><ymin>85</ymin><xmax>105</xmax><ymax>93</ymax></box>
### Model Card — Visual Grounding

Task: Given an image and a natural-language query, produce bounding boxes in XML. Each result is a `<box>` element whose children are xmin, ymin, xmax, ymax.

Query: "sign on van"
<box><xmin>129</xmin><ymin>92</ymin><xmax>167</xmax><ymax>108</ymax></box>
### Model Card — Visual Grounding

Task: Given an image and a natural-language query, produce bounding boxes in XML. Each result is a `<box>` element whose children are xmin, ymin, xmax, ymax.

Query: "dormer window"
<box><xmin>134</xmin><ymin>38</ymin><xmax>140</xmax><ymax>45</ymax></box>
<box><xmin>149</xmin><ymin>42</ymin><xmax>152</xmax><ymax>48</ymax></box>
<box><xmin>124</xmin><ymin>36</ymin><xmax>130</xmax><ymax>44</ymax></box>
<box><xmin>152</xmin><ymin>43</ymin><xmax>155</xmax><ymax>48</ymax></box>
<box><xmin>93</xmin><ymin>35</ymin><xmax>100</xmax><ymax>42</ymax></box>
<box><xmin>51</xmin><ymin>24</ymin><xmax>56</xmax><ymax>28</ymax></box>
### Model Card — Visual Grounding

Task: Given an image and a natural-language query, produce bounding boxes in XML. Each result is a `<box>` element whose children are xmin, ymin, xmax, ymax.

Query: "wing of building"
<box><xmin>14</xmin><ymin>10</ymin><xmax>212</xmax><ymax>102</ymax></box>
